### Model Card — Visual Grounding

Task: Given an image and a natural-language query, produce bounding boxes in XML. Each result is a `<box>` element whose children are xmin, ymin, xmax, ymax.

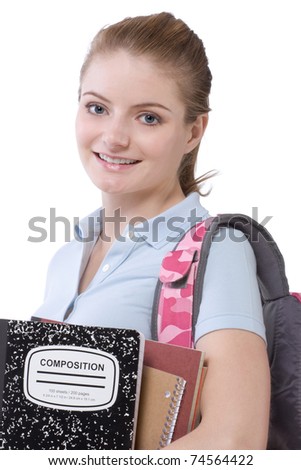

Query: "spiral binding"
<box><xmin>158</xmin><ymin>376</ymin><xmax>186</xmax><ymax>448</ymax></box>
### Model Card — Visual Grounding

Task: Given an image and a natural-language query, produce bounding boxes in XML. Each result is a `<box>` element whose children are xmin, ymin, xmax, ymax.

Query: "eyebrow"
<box><xmin>82</xmin><ymin>91</ymin><xmax>172</xmax><ymax>113</ymax></box>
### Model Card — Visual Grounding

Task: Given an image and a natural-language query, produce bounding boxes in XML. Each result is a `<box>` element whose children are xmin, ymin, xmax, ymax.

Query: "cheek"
<box><xmin>75</xmin><ymin>113</ymin><xmax>85</xmax><ymax>147</ymax></box>
<box><xmin>153</xmin><ymin>133</ymin><xmax>185</xmax><ymax>163</ymax></box>
<box><xmin>75</xmin><ymin>113</ymin><xmax>94</xmax><ymax>149</ymax></box>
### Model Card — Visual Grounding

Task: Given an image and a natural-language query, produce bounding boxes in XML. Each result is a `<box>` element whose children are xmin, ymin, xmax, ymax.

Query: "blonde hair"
<box><xmin>80</xmin><ymin>12</ymin><xmax>215</xmax><ymax>196</ymax></box>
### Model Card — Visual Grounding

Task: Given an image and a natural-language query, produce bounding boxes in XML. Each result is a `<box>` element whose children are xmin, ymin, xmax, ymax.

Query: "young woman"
<box><xmin>33</xmin><ymin>12</ymin><xmax>270</xmax><ymax>449</ymax></box>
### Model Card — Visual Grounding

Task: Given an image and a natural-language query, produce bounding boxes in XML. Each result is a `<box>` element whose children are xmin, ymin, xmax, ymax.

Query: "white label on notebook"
<box><xmin>23</xmin><ymin>346</ymin><xmax>119</xmax><ymax>411</ymax></box>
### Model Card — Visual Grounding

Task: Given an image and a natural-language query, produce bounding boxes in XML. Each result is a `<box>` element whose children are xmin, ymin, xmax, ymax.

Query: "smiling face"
<box><xmin>76</xmin><ymin>50</ymin><xmax>204</xmax><ymax>207</ymax></box>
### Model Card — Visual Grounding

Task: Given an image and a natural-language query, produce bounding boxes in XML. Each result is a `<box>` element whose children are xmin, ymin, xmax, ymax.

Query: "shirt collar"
<box><xmin>74</xmin><ymin>192</ymin><xmax>209</xmax><ymax>249</ymax></box>
<box><xmin>129</xmin><ymin>192</ymin><xmax>210</xmax><ymax>249</ymax></box>
<box><xmin>74</xmin><ymin>208</ymin><xmax>102</xmax><ymax>242</ymax></box>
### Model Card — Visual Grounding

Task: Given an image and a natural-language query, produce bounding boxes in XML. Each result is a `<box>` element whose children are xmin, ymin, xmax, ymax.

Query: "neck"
<box><xmin>100</xmin><ymin>187</ymin><xmax>186</xmax><ymax>243</ymax></box>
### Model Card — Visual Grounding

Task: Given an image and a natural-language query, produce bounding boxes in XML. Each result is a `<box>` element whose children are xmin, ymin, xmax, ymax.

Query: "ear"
<box><xmin>185</xmin><ymin>114</ymin><xmax>209</xmax><ymax>153</ymax></box>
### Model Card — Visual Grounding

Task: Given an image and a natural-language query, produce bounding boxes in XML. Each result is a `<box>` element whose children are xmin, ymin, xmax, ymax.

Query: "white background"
<box><xmin>0</xmin><ymin>0</ymin><xmax>299</xmax><ymax>320</ymax></box>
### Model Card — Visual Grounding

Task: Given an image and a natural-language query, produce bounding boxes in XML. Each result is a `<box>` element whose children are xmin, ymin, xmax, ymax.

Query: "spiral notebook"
<box><xmin>139</xmin><ymin>339</ymin><xmax>206</xmax><ymax>447</ymax></box>
<box><xmin>135</xmin><ymin>366</ymin><xmax>186</xmax><ymax>450</ymax></box>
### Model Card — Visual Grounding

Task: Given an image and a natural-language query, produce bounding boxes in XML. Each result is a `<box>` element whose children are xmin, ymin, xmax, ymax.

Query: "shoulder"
<box><xmin>194</xmin><ymin>225</ymin><xmax>266</xmax><ymax>343</ymax></box>
<box><xmin>210</xmin><ymin>226</ymin><xmax>256</xmax><ymax>267</ymax></box>
<box><xmin>204</xmin><ymin>226</ymin><xmax>258</xmax><ymax>299</ymax></box>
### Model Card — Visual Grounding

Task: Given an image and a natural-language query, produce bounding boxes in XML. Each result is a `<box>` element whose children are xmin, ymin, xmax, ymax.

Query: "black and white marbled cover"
<box><xmin>0</xmin><ymin>319</ymin><xmax>144</xmax><ymax>450</ymax></box>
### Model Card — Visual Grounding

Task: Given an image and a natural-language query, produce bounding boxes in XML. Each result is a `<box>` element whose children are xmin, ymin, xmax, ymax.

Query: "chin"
<box><xmin>91</xmin><ymin>180</ymin><xmax>127</xmax><ymax>195</ymax></box>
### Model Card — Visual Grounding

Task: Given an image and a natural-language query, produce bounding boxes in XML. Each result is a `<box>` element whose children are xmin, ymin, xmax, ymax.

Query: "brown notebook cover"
<box><xmin>142</xmin><ymin>340</ymin><xmax>206</xmax><ymax>443</ymax></box>
<box><xmin>135</xmin><ymin>366</ymin><xmax>186</xmax><ymax>450</ymax></box>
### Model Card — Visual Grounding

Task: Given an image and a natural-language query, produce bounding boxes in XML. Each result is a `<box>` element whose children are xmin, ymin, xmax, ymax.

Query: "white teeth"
<box><xmin>98</xmin><ymin>153</ymin><xmax>138</xmax><ymax>164</ymax></box>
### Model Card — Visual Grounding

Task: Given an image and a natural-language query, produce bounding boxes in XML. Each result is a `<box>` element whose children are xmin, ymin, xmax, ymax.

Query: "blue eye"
<box><xmin>140</xmin><ymin>114</ymin><xmax>160</xmax><ymax>125</ymax></box>
<box><xmin>87</xmin><ymin>104</ymin><xmax>106</xmax><ymax>115</ymax></box>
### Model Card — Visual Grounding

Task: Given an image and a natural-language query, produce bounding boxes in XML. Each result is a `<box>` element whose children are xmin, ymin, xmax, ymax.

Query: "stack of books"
<box><xmin>135</xmin><ymin>339</ymin><xmax>206</xmax><ymax>449</ymax></box>
<box><xmin>0</xmin><ymin>319</ymin><xmax>206</xmax><ymax>450</ymax></box>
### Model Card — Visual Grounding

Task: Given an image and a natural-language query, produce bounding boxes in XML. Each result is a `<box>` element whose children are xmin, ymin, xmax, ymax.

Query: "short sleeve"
<box><xmin>194</xmin><ymin>227</ymin><xmax>266</xmax><ymax>344</ymax></box>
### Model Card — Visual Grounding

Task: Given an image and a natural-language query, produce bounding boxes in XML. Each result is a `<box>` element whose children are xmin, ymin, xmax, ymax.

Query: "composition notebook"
<box><xmin>136</xmin><ymin>339</ymin><xmax>206</xmax><ymax>449</ymax></box>
<box><xmin>0</xmin><ymin>319</ymin><xmax>145</xmax><ymax>450</ymax></box>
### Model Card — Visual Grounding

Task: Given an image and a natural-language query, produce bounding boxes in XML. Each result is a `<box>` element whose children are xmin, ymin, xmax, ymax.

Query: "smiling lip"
<box><xmin>94</xmin><ymin>152</ymin><xmax>140</xmax><ymax>164</ymax></box>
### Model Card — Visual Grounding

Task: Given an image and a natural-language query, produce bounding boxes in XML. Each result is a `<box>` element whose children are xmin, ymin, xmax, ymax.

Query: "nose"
<box><xmin>101</xmin><ymin>116</ymin><xmax>130</xmax><ymax>151</ymax></box>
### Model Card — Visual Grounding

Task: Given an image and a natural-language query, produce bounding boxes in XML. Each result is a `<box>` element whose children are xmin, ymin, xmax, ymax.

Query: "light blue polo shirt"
<box><xmin>33</xmin><ymin>193</ymin><xmax>266</xmax><ymax>343</ymax></box>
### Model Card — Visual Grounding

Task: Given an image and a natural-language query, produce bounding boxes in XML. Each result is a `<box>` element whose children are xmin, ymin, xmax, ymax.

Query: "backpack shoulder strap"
<box><xmin>151</xmin><ymin>213</ymin><xmax>290</xmax><ymax>346</ymax></box>
<box><xmin>151</xmin><ymin>217</ymin><xmax>213</xmax><ymax>347</ymax></box>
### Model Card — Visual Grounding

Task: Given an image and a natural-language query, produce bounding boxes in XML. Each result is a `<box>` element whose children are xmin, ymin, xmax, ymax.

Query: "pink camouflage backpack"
<box><xmin>151</xmin><ymin>213</ymin><xmax>301</xmax><ymax>450</ymax></box>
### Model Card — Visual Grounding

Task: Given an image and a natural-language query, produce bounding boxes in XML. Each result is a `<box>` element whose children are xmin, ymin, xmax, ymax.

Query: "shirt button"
<box><xmin>102</xmin><ymin>264</ymin><xmax>110</xmax><ymax>272</ymax></box>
